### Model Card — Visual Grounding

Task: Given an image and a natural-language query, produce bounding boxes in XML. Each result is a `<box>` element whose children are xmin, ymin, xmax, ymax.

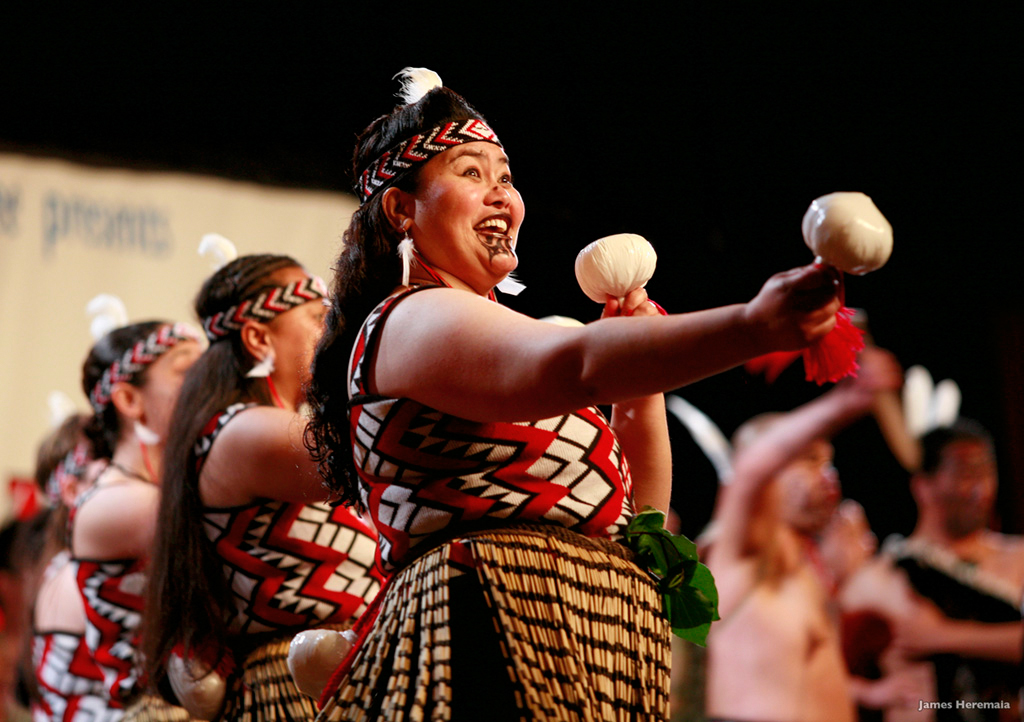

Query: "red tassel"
<box><xmin>802</xmin><ymin>306</ymin><xmax>865</xmax><ymax>385</ymax></box>
<box><xmin>744</xmin><ymin>351</ymin><xmax>803</xmax><ymax>383</ymax></box>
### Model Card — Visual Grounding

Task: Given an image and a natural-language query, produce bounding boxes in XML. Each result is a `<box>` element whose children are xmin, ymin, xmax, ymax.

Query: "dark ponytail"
<box><xmin>143</xmin><ymin>253</ymin><xmax>301</xmax><ymax>681</ymax></box>
<box><xmin>305</xmin><ymin>84</ymin><xmax>490</xmax><ymax>507</ymax></box>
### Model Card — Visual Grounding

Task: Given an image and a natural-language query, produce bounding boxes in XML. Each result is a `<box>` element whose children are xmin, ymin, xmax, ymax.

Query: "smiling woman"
<box><xmin>383</xmin><ymin>141</ymin><xmax>523</xmax><ymax>294</ymax></box>
<box><xmin>305</xmin><ymin>67</ymin><xmax>845</xmax><ymax>721</ymax></box>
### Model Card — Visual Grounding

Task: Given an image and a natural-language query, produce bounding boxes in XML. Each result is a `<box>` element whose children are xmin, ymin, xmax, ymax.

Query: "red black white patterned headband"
<box><xmin>89</xmin><ymin>323</ymin><xmax>203</xmax><ymax>415</ymax></box>
<box><xmin>45</xmin><ymin>441</ymin><xmax>91</xmax><ymax>505</ymax></box>
<box><xmin>358</xmin><ymin>118</ymin><xmax>502</xmax><ymax>203</ymax></box>
<box><xmin>202</xmin><ymin>275</ymin><xmax>327</xmax><ymax>342</ymax></box>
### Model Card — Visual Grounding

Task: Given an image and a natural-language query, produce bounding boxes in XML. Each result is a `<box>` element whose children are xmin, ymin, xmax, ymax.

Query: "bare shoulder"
<box><xmin>989</xmin><ymin>531</ymin><xmax>1024</xmax><ymax>557</ymax></box>
<box><xmin>206</xmin><ymin>405</ymin><xmax>299</xmax><ymax>458</ymax></box>
<box><xmin>72</xmin><ymin>480</ymin><xmax>159</xmax><ymax>559</ymax></box>
<box><xmin>983</xmin><ymin>531</ymin><xmax>1024</xmax><ymax>592</ymax></box>
<box><xmin>200</xmin><ymin>405</ymin><xmax>327</xmax><ymax>507</ymax></box>
<box><xmin>840</xmin><ymin>555</ymin><xmax>913</xmax><ymax>615</ymax></box>
<box><xmin>382</xmin><ymin>286</ymin><xmax>530</xmax><ymax>340</ymax></box>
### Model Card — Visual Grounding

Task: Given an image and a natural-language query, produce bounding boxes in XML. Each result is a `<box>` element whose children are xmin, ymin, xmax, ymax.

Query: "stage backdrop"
<box><xmin>0</xmin><ymin>152</ymin><xmax>358</xmax><ymax>522</ymax></box>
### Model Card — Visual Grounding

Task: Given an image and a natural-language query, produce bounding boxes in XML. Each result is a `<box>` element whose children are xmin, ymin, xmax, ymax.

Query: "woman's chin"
<box><xmin>490</xmin><ymin>253</ymin><xmax>518</xmax><ymax>278</ymax></box>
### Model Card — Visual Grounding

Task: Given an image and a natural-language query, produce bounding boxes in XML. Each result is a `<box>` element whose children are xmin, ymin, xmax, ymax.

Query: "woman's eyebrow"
<box><xmin>448</xmin><ymin>147</ymin><xmax>509</xmax><ymax>165</ymax></box>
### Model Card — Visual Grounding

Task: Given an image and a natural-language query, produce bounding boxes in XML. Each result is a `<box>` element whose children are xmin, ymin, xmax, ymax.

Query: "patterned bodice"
<box><xmin>70</xmin><ymin>485</ymin><xmax>145</xmax><ymax>709</ymax></box>
<box><xmin>348</xmin><ymin>287</ymin><xmax>635</xmax><ymax>572</ymax></box>
<box><xmin>32</xmin><ymin>629</ymin><xmax>117</xmax><ymax>722</ymax></box>
<box><xmin>197</xmin><ymin>404</ymin><xmax>384</xmax><ymax>635</ymax></box>
<box><xmin>32</xmin><ymin>551</ymin><xmax>112</xmax><ymax>721</ymax></box>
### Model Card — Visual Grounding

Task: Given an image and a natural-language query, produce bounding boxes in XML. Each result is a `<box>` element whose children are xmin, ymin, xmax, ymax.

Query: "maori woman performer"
<box><xmin>31</xmin><ymin>409</ymin><xmax>110</xmax><ymax>721</ymax></box>
<box><xmin>305</xmin><ymin>68</ymin><xmax>844</xmax><ymax>721</ymax></box>
<box><xmin>72</xmin><ymin>298</ymin><xmax>203</xmax><ymax>720</ymax></box>
<box><xmin>143</xmin><ymin>247</ymin><xmax>383</xmax><ymax>721</ymax></box>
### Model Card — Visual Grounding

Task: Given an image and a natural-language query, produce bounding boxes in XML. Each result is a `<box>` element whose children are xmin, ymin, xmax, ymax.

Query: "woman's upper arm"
<box><xmin>72</xmin><ymin>484</ymin><xmax>160</xmax><ymax>559</ymax></box>
<box><xmin>374</xmin><ymin>289</ymin><xmax>590</xmax><ymax>421</ymax></box>
<box><xmin>200</xmin><ymin>407</ymin><xmax>329</xmax><ymax>506</ymax></box>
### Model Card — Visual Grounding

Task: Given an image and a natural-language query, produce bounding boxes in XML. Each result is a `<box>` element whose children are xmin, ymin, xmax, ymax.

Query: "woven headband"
<box><xmin>45</xmin><ymin>440</ymin><xmax>91</xmax><ymax>505</ymax></box>
<box><xmin>358</xmin><ymin>118</ymin><xmax>501</xmax><ymax>202</ymax></box>
<box><xmin>202</xmin><ymin>275</ymin><xmax>327</xmax><ymax>342</ymax></box>
<box><xmin>89</xmin><ymin>323</ymin><xmax>203</xmax><ymax>415</ymax></box>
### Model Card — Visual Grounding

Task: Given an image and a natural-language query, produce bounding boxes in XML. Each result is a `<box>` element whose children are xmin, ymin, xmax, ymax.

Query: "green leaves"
<box><xmin>623</xmin><ymin>507</ymin><xmax>720</xmax><ymax>646</ymax></box>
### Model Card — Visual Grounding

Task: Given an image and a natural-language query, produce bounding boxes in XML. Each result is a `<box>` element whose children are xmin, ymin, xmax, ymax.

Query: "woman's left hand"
<box><xmin>602</xmin><ymin>288</ymin><xmax>661</xmax><ymax>319</ymax></box>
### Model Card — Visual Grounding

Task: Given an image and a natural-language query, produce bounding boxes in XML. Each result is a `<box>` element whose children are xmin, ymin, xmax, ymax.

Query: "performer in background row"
<box><xmin>73</xmin><ymin>303</ymin><xmax>203</xmax><ymax>720</ymax></box>
<box><xmin>144</xmin><ymin>249</ymin><xmax>383</xmax><ymax>722</ymax></box>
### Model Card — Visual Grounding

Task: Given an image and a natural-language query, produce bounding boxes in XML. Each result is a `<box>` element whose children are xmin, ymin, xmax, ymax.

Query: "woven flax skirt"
<box><xmin>318</xmin><ymin>525</ymin><xmax>671</xmax><ymax>722</ymax></box>
<box><xmin>121</xmin><ymin>695</ymin><xmax>195</xmax><ymax>722</ymax></box>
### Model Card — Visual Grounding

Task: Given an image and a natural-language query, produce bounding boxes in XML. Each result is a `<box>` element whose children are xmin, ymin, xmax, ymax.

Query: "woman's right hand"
<box><xmin>743</xmin><ymin>263</ymin><xmax>842</xmax><ymax>351</ymax></box>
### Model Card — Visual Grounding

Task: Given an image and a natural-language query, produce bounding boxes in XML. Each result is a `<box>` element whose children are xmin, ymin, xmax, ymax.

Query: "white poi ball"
<box><xmin>167</xmin><ymin>653</ymin><xmax>226</xmax><ymax>720</ymax></box>
<box><xmin>288</xmin><ymin>629</ymin><xmax>354</xmax><ymax>699</ymax></box>
<box><xmin>574</xmin><ymin>233</ymin><xmax>658</xmax><ymax>303</ymax></box>
<box><xmin>801</xmin><ymin>192</ymin><xmax>893</xmax><ymax>275</ymax></box>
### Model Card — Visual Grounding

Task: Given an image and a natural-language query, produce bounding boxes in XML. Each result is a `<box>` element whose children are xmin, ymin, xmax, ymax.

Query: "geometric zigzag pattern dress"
<box><xmin>316</xmin><ymin>287</ymin><xmax>671</xmax><ymax>722</ymax></box>
<box><xmin>70</xmin><ymin>480</ymin><xmax>192</xmax><ymax>722</ymax></box>
<box><xmin>32</xmin><ymin>552</ymin><xmax>117</xmax><ymax>722</ymax></box>
<box><xmin>196</xmin><ymin>403</ymin><xmax>385</xmax><ymax>721</ymax></box>
<box><xmin>71</xmin><ymin>485</ymin><xmax>147</xmax><ymax>713</ymax></box>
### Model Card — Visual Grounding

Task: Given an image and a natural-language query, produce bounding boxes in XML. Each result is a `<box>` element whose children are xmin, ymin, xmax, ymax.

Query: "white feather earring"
<box><xmin>496</xmin><ymin>273</ymin><xmax>526</xmax><ymax>296</ymax></box>
<box><xmin>134</xmin><ymin>420</ymin><xmax>161</xmax><ymax>445</ymax></box>
<box><xmin>246</xmin><ymin>351</ymin><xmax>276</xmax><ymax>378</ymax></box>
<box><xmin>396</xmin><ymin>221</ymin><xmax>416</xmax><ymax>287</ymax></box>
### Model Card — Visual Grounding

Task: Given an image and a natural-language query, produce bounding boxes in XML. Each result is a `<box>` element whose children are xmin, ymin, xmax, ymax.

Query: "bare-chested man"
<box><xmin>841</xmin><ymin>420</ymin><xmax>1024</xmax><ymax>721</ymax></box>
<box><xmin>703</xmin><ymin>350</ymin><xmax>902</xmax><ymax>722</ymax></box>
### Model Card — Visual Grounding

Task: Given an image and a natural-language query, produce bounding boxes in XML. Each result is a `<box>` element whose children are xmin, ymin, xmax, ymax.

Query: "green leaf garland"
<box><xmin>623</xmin><ymin>507</ymin><xmax>720</xmax><ymax>646</ymax></box>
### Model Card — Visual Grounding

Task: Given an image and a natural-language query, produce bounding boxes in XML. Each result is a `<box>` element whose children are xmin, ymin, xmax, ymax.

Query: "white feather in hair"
<box><xmin>47</xmin><ymin>390</ymin><xmax>78</xmax><ymax>429</ymax></box>
<box><xmin>903</xmin><ymin>365</ymin><xmax>962</xmax><ymax>438</ymax></box>
<box><xmin>394</xmin><ymin>67</ymin><xmax>443</xmax><ymax>105</ymax></box>
<box><xmin>666</xmin><ymin>395</ymin><xmax>734</xmax><ymax>484</ymax></box>
<box><xmin>932</xmin><ymin>379</ymin><xmax>962</xmax><ymax>431</ymax></box>
<box><xmin>199</xmin><ymin>233</ymin><xmax>239</xmax><ymax>271</ymax></box>
<box><xmin>86</xmin><ymin>294</ymin><xmax>129</xmax><ymax>341</ymax></box>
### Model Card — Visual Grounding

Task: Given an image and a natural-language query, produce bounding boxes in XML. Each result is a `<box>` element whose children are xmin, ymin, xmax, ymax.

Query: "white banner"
<box><xmin>0</xmin><ymin>152</ymin><xmax>359</xmax><ymax>521</ymax></box>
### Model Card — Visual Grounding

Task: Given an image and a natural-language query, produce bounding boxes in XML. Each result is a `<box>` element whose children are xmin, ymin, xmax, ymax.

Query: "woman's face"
<box><xmin>137</xmin><ymin>339</ymin><xmax>203</xmax><ymax>441</ymax></box>
<box><xmin>265</xmin><ymin>266</ymin><xmax>328</xmax><ymax>402</ymax></box>
<box><xmin>408</xmin><ymin>141</ymin><xmax>525</xmax><ymax>294</ymax></box>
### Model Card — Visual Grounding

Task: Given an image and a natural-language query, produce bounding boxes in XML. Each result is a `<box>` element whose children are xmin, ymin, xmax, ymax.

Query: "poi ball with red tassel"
<box><xmin>575</xmin><ymin>233</ymin><xmax>657</xmax><ymax>303</ymax></box>
<box><xmin>747</xmin><ymin>193</ymin><xmax>894</xmax><ymax>385</ymax></box>
<box><xmin>799</xmin><ymin>192</ymin><xmax>892</xmax><ymax>384</ymax></box>
<box><xmin>801</xmin><ymin>192</ymin><xmax>893</xmax><ymax>275</ymax></box>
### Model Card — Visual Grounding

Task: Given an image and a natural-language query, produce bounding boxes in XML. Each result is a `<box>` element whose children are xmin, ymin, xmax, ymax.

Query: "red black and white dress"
<box><xmin>196</xmin><ymin>403</ymin><xmax>384</xmax><ymax>720</ymax></box>
<box><xmin>70</xmin><ymin>485</ymin><xmax>146</xmax><ymax>713</ymax></box>
<box><xmin>32</xmin><ymin>552</ymin><xmax>115</xmax><ymax>722</ymax></box>
<box><xmin>70</xmin><ymin>479</ymin><xmax>193</xmax><ymax>722</ymax></box>
<box><xmin>317</xmin><ymin>287</ymin><xmax>671</xmax><ymax>722</ymax></box>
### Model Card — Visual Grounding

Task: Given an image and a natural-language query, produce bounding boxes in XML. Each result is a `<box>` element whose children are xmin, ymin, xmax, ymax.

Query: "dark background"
<box><xmin>4</xmin><ymin>4</ymin><xmax>1022</xmax><ymax>540</ymax></box>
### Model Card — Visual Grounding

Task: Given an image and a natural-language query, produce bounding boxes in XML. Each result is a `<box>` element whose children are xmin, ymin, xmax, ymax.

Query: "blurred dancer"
<box><xmin>844</xmin><ymin>420</ymin><xmax>1023</xmax><ymax>721</ymax></box>
<box><xmin>30</xmin><ymin>412</ymin><xmax>112</xmax><ymax>720</ymax></box>
<box><xmin>72</xmin><ymin>306</ymin><xmax>203</xmax><ymax>719</ymax></box>
<box><xmin>704</xmin><ymin>349</ymin><xmax>903</xmax><ymax>722</ymax></box>
<box><xmin>144</xmin><ymin>251</ymin><xmax>383</xmax><ymax>721</ymax></box>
